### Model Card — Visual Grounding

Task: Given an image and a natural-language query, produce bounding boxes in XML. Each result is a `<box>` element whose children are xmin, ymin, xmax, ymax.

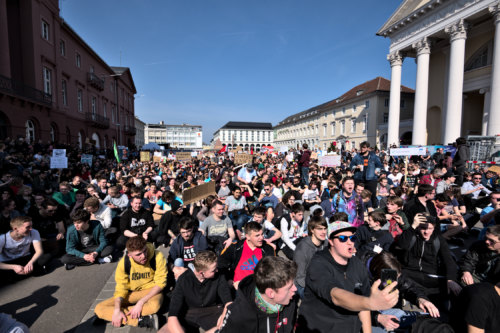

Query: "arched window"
<box><xmin>26</xmin><ymin>120</ymin><xmax>35</xmax><ymax>143</ymax></box>
<box><xmin>465</xmin><ymin>40</ymin><xmax>493</xmax><ymax>72</ymax></box>
<box><xmin>92</xmin><ymin>133</ymin><xmax>100</xmax><ymax>149</ymax></box>
<box><xmin>50</xmin><ymin>124</ymin><xmax>58</xmax><ymax>143</ymax></box>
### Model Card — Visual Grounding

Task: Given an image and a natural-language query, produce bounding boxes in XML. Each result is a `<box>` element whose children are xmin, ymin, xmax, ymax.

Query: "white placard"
<box><xmin>154</xmin><ymin>152</ymin><xmax>162</xmax><ymax>157</ymax></box>
<box><xmin>52</xmin><ymin>149</ymin><xmax>66</xmax><ymax>157</ymax></box>
<box><xmin>318</xmin><ymin>155</ymin><xmax>341</xmax><ymax>167</ymax></box>
<box><xmin>390</xmin><ymin>147</ymin><xmax>426</xmax><ymax>156</ymax></box>
<box><xmin>50</xmin><ymin>156</ymin><xmax>68</xmax><ymax>169</ymax></box>
<box><xmin>81</xmin><ymin>154</ymin><xmax>93</xmax><ymax>166</ymax></box>
<box><xmin>286</xmin><ymin>154</ymin><xmax>293</xmax><ymax>162</ymax></box>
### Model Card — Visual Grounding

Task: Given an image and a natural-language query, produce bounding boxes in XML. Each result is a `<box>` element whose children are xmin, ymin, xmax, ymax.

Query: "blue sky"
<box><xmin>60</xmin><ymin>0</ymin><xmax>416</xmax><ymax>143</ymax></box>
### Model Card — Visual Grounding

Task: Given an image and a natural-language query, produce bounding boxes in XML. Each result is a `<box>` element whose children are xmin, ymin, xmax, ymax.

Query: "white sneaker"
<box><xmin>98</xmin><ymin>255</ymin><xmax>112</xmax><ymax>264</ymax></box>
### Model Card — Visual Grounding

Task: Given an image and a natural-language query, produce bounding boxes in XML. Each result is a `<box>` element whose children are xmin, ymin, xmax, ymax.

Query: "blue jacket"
<box><xmin>168</xmin><ymin>230</ymin><xmax>208</xmax><ymax>264</ymax></box>
<box><xmin>65</xmin><ymin>220</ymin><xmax>108</xmax><ymax>258</ymax></box>
<box><xmin>350</xmin><ymin>151</ymin><xmax>384</xmax><ymax>181</ymax></box>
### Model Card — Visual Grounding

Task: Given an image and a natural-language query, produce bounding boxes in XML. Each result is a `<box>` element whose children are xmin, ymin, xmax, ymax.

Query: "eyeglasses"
<box><xmin>485</xmin><ymin>237</ymin><xmax>500</xmax><ymax>245</ymax></box>
<box><xmin>264</xmin><ymin>188</ymin><xmax>271</xmax><ymax>191</ymax></box>
<box><xmin>332</xmin><ymin>235</ymin><xmax>357</xmax><ymax>243</ymax></box>
<box><xmin>473</xmin><ymin>177</ymin><xmax>482</xmax><ymax>180</ymax></box>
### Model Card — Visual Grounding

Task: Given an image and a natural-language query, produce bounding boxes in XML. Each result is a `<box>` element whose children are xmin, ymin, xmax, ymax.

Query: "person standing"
<box><xmin>298</xmin><ymin>144</ymin><xmax>311</xmax><ymax>186</ymax></box>
<box><xmin>453</xmin><ymin>137</ymin><xmax>470</xmax><ymax>186</ymax></box>
<box><xmin>350</xmin><ymin>141</ymin><xmax>384</xmax><ymax>207</ymax></box>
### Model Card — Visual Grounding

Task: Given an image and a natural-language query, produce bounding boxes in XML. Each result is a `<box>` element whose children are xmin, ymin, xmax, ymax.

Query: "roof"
<box><xmin>276</xmin><ymin>77</ymin><xmax>414</xmax><ymax>126</ymax></box>
<box><xmin>377</xmin><ymin>0</ymin><xmax>433</xmax><ymax>36</ymax></box>
<box><xmin>110</xmin><ymin>67</ymin><xmax>137</xmax><ymax>94</ymax></box>
<box><xmin>221</xmin><ymin>122</ymin><xmax>273</xmax><ymax>130</ymax></box>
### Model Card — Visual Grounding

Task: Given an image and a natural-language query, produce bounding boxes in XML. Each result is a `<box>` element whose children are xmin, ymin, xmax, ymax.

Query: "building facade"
<box><xmin>134</xmin><ymin>116</ymin><xmax>145</xmax><ymax>149</ymax></box>
<box><xmin>211</xmin><ymin>122</ymin><xmax>273</xmax><ymax>151</ymax></box>
<box><xmin>378</xmin><ymin>0</ymin><xmax>500</xmax><ymax>146</ymax></box>
<box><xmin>145</xmin><ymin>122</ymin><xmax>203</xmax><ymax>149</ymax></box>
<box><xmin>0</xmin><ymin>0</ymin><xmax>136</xmax><ymax>149</ymax></box>
<box><xmin>274</xmin><ymin>77</ymin><xmax>415</xmax><ymax>151</ymax></box>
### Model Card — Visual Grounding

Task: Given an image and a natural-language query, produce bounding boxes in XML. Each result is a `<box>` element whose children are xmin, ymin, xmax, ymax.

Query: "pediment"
<box><xmin>378</xmin><ymin>0</ymin><xmax>433</xmax><ymax>35</ymax></box>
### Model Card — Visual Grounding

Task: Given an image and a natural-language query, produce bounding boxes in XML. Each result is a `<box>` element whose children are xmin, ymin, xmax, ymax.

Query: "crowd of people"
<box><xmin>0</xmin><ymin>136</ymin><xmax>499</xmax><ymax>333</ymax></box>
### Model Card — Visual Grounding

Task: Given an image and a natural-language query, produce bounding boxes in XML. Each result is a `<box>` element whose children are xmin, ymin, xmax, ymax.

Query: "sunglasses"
<box><xmin>332</xmin><ymin>234</ymin><xmax>357</xmax><ymax>242</ymax></box>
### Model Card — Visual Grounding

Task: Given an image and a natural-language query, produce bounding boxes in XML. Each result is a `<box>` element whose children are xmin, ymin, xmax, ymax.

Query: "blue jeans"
<box><xmin>229</xmin><ymin>212</ymin><xmax>249</xmax><ymax>232</ymax></box>
<box><xmin>301</xmin><ymin>167</ymin><xmax>310</xmax><ymax>186</ymax></box>
<box><xmin>173</xmin><ymin>258</ymin><xmax>195</xmax><ymax>271</ymax></box>
<box><xmin>372</xmin><ymin>308</ymin><xmax>425</xmax><ymax>333</ymax></box>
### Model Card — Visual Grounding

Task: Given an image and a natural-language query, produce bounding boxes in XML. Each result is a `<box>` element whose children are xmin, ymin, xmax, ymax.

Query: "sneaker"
<box><xmin>98</xmin><ymin>255</ymin><xmax>112</xmax><ymax>264</ymax></box>
<box><xmin>65</xmin><ymin>264</ymin><xmax>76</xmax><ymax>271</ymax></box>
<box><xmin>138</xmin><ymin>314</ymin><xmax>159</xmax><ymax>330</ymax></box>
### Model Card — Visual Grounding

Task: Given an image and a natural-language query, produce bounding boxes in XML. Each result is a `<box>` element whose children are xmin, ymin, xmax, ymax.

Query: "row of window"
<box><xmin>280</xmin><ymin>115</ymin><xmax>368</xmax><ymax>139</ymax></box>
<box><xmin>221</xmin><ymin>130</ymin><xmax>272</xmax><ymax>142</ymax></box>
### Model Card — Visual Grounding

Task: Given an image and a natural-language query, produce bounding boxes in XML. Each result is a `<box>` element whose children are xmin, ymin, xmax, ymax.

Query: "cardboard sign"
<box><xmin>50</xmin><ymin>156</ymin><xmax>68</xmax><ymax>169</ymax></box>
<box><xmin>52</xmin><ymin>149</ymin><xmax>66</xmax><ymax>157</ymax></box>
<box><xmin>311</xmin><ymin>152</ymin><xmax>318</xmax><ymax>160</ymax></box>
<box><xmin>182</xmin><ymin>181</ymin><xmax>216</xmax><ymax>205</ymax></box>
<box><xmin>176</xmin><ymin>152</ymin><xmax>192</xmax><ymax>162</ymax></box>
<box><xmin>390</xmin><ymin>147</ymin><xmax>426</xmax><ymax>156</ymax></box>
<box><xmin>234</xmin><ymin>154</ymin><xmax>253</xmax><ymax>165</ymax></box>
<box><xmin>318</xmin><ymin>155</ymin><xmax>341</xmax><ymax>167</ymax></box>
<box><xmin>140</xmin><ymin>151</ymin><xmax>151</xmax><ymax>162</ymax></box>
<box><xmin>487</xmin><ymin>165</ymin><xmax>500</xmax><ymax>174</ymax></box>
<box><xmin>154</xmin><ymin>152</ymin><xmax>162</xmax><ymax>157</ymax></box>
<box><xmin>81</xmin><ymin>154</ymin><xmax>93</xmax><ymax>166</ymax></box>
<box><xmin>153</xmin><ymin>156</ymin><xmax>162</xmax><ymax>163</ymax></box>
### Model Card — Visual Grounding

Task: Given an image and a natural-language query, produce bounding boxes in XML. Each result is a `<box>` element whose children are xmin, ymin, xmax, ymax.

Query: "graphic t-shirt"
<box><xmin>78</xmin><ymin>229</ymin><xmax>96</xmax><ymax>249</ymax></box>
<box><xmin>233</xmin><ymin>241</ymin><xmax>262</xmax><ymax>282</ymax></box>
<box><xmin>182</xmin><ymin>239</ymin><xmax>196</xmax><ymax>263</ymax></box>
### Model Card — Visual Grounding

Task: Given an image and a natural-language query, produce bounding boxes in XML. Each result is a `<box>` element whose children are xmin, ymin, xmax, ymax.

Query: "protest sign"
<box><xmin>176</xmin><ymin>152</ymin><xmax>192</xmax><ymax>162</ymax></box>
<box><xmin>153</xmin><ymin>156</ymin><xmax>162</xmax><ymax>163</ymax></box>
<box><xmin>140</xmin><ymin>151</ymin><xmax>151</xmax><ymax>162</ymax></box>
<box><xmin>390</xmin><ymin>147</ymin><xmax>426</xmax><ymax>156</ymax></box>
<box><xmin>50</xmin><ymin>156</ymin><xmax>68</xmax><ymax>169</ymax></box>
<box><xmin>183</xmin><ymin>181</ymin><xmax>216</xmax><ymax>205</ymax></box>
<box><xmin>318</xmin><ymin>155</ymin><xmax>341</xmax><ymax>167</ymax></box>
<box><xmin>52</xmin><ymin>149</ymin><xmax>66</xmax><ymax>157</ymax></box>
<box><xmin>311</xmin><ymin>152</ymin><xmax>318</xmax><ymax>160</ymax></box>
<box><xmin>234</xmin><ymin>154</ymin><xmax>253</xmax><ymax>165</ymax></box>
<box><xmin>80</xmin><ymin>154</ymin><xmax>93</xmax><ymax>166</ymax></box>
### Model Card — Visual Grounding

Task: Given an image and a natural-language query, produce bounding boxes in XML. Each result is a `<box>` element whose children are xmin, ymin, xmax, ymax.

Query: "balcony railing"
<box><xmin>0</xmin><ymin>74</ymin><xmax>52</xmax><ymax>106</ymax></box>
<box><xmin>87</xmin><ymin>72</ymin><xmax>105</xmax><ymax>91</ymax></box>
<box><xmin>124</xmin><ymin>125</ymin><xmax>136</xmax><ymax>135</ymax></box>
<box><xmin>85</xmin><ymin>112</ymin><xmax>110</xmax><ymax>129</ymax></box>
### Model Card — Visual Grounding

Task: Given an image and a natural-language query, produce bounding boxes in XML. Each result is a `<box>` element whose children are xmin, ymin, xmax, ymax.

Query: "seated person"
<box><xmin>153</xmin><ymin>191</ymin><xmax>176</xmax><ymax>217</ymax></box>
<box><xmin>83</xmin><ymin>197</ymin><xmax>117</xmax><ymax>238</ymax></box>
<box><xmin>159</xmin><ymin>251</ymin><xmax>232</xmax><ymax>333</ymax></box>
<box><xmin>157</xmin><ymin>199</ymin><xmax>186</xmax><ymax>247</ymax></box>
<box><xmin>0</xmin><ymin>216</ymin><xmax>47</xmax><ymax>283</ymax></box>
<box><xmin>116</xmin><ymin>197</ymin><xmax>156</xmax><ymax>251</ymax></box>
<box><xmin>396</xmin><ymin>214</ymin><xmax>462</xmax><ymax>307</ymax></box>
<box><xmin>30</xmin><ymin>197</ymin><xmax>66</xmax><ymax>260</ymax></box>
<box><xmin>218</xmin><ymin>221</ymin><xmax>275</xmax><ymax>290</ymax></box>
<box><xmin>94</xmin><ymin>236</ymin><xmax>166</xmax><ymax>329</ymax></box>
<box><xmin>375</xmin><ymin>195</ymin><xmax>409</xmax><ymax>240</ymax></box>
<box><xmin>102</xmin><ymin>186</ymin><xmax>129</xmax><ymax>218</ymax></box>
<box><xmin>52</xmin><ymin>181</ymin><xmax>76</xmax><ymax>211</ymax></box>
<box><xmin>199</xmin><ymin>200</ymin><xmax>235</xmax><ymax>255</ymax></box>
<box><xmin>280</xmin><ymin>203</ymin><xmax>307</xmax><ymax>260</ymax></box>
<box><xmin>168</xmin><ymin>216</ymin><xmax>208</xmax><ymax>278</ymax></box>
<box><xmin>61</xmin><ymin>209</ymin><xmax>114</xmax><ymax>270</ymax></box>
<box><xmin>219</xmin><ymin>256</ymin><xmax>298</xmax><ymax>333</ymax></box>
<box><xmin>354</xmin><ymin>211</ymin><xmax>393</xmax><ymax>259</ymax></box>
<box><xmin>368</xmin><ymin>252</ymin><xmax>440</xmax><ymax>332</ymax></box>
<box><xmin>459</xmin><ymin>225</ymin><xmax>500</xmax><ymax>286</ymax></box>
<box><xmin>249</xmin><ymin>206</ymin><xmax>282</xmax><ymax>250</ymax></box>
<box><xmin>225</xmin><ymin>186</ymin><xmax>249</xmax><ymax>240</ymax></box>
<box><xmin>129</xmin><ymin>186</ymin><xmax>151</xmax><ymax>211</ymax></box>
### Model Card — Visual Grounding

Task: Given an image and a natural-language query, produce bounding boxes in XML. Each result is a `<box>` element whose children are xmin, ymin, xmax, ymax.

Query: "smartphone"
<box><xmin>379</xmin><ymin>268</ymin><xmax>398</xmax><ymax>290</ymax></box>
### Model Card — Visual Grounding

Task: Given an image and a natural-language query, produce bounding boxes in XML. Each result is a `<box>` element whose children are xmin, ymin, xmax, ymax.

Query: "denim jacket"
<box><xmin>350</xmin><ymin>151</ymin><xmax>384</xmax><ymax>181</ymax></box>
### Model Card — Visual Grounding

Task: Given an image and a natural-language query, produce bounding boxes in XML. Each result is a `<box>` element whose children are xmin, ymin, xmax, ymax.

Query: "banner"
<box><xmin>50</xmin><ymin>156</ymin><xmax>68</xmax><ymax>169</ymax></box>
<box><xmin>234</xmin><ymin>154</ymin><xmax>253</xmax><ymax>165</ymax></box>
<box><xmin>176</xmin><ymin>152</ymin><xmax>192</xmax><ymax>162</ymax></box>
<box><xmin>80</xmin><ymin>154</ymin><xmax>93</xmax><ymax>166</ymax></box>
<box><xmin>52</xmin><ymin>149</ymin><xmax>66</xmax><ymax>157</ymax></box>
<box><xmin>390</xmin><ymin>147</ymin><xmax>427</xmax><ymax>156</ymax></box>
<box><xmin>140</xmin><ymin>151</ymin><xmax>151</xmax><ymax>162</ymax></box>
<box><xmin>318</xmin><ymin>155</ymin><xmax>341</xmax><ymax>167</ymax></box>
<box><xmin>183</xmin><ymin>181</ymin><xmax>216</xmax><ymax>205</ymax></box>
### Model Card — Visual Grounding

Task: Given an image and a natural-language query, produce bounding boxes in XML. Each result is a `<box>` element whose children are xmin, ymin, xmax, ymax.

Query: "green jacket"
<box><xmin>65</xmin><ymin>220</ymin><xmax>108</xmax><ymax>258</ymax></box>
<box><xmin>52</xmin><ymin>191</ymin><xmax>76</xmax><ymax>206</ymax></box>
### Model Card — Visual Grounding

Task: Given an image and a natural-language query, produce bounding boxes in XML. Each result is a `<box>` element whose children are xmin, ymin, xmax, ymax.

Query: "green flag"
<box><xmin>113</xmin><ymin>141</ymin><xmax>121</xmax><ymax>163</ymax></box>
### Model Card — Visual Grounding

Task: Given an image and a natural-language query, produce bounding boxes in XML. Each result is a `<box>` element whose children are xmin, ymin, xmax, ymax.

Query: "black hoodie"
<box><xmin>219</xmin><ymin>275</ymin><xmax>296</xmax><ymax>333</ymax></box>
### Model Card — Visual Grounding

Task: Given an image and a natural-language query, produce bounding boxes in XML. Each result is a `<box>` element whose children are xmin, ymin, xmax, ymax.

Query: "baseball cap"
<box><xmin>328</xmin><ymin>221</ymin><xmax>357</xmax><ymax>238</ymax></box>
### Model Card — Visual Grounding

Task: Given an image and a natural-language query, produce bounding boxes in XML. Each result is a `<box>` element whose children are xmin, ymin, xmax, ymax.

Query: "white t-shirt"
<box><xmin>0</xmin><ymin>229</ymin><xmax>41</xmax><ymax>262</ymax></box>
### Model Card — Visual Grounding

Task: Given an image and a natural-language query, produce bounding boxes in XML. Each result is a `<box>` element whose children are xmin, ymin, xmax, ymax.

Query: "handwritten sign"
<box><xmin>81</xmin><ymin>154</ymin><xmax>93</xmax><ymax>166</ymax></box>
<box><xmin>176</xmin><ymin>152</ymin><xmax>192</xmax><ymax>162</ymax></box>
<box><xmin>50</xmin><ymin>156</ymin><xmax>68</xmax><ymax>169</ymax></box>
<box><xmin>390</xmin><ymin>147</ymin><xmax>426</xmax><ymax>156</ymax></box>
<box><xmin>140</xmin><ymin>151</ymin><xmax>151</xmax><ymax>162</ymax></box>
<box><xmin>234</xmin><ymin>154</ymin><xmax>253</xmax><ymax>165</ymax></box>
<box><xmin>318</xmin><ymin>155</ymin><xmax>341</xmax><ymax>167</ymax></box>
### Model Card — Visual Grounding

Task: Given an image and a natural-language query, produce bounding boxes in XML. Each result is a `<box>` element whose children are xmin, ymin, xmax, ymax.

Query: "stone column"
<box><xmin>412</xmin><ymin>38</ymin><xmax>431</xmax><ymax>145</ymax></box>
<box><xmin>443</xmin><ymin>20</ymin><xmax>467</xmax><ymax>144</ymax></box>
<box><xmin>0</xmin><ymin>0</ymin><xmax>11</xmax><ymax>77</ymax></box>
<box><xmin>387</xmin><ymin>51</ymin><xmax>403</xmax><ymax>147</ymax></box>
<box><xmin>488</xmin><ymin>3</ymin><xmax>500</xmax><ymax>136</ymax></box>
<box><xmin>480</xmin><ymin>88</ymin><xmax>491</xmax><ymax>135</ymax></box>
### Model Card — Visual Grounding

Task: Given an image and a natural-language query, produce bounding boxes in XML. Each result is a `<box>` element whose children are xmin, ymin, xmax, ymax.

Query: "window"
<box><xmin>111</xmin><ymin>106</ymin><xmax>115</xmax><ymax>123</ymax></box>
<box><xmin>41</xmin><ymin>20</ymin><xmax>49</xmax><ymax>40</ymax></box>
<box><xmin>60</xmin><ymin>40</ymin><xmax>66</xmax><ymax>56</ymax></box>
<box><xmin>91</xmin><ymin>96</ymin><xmax>97</xmax><ymax>118</ymax></box>
<box><xmin>331</xmin><ymin>122</ymin><xmax>335</xmax><ymax>135</ymax></box>
<box><xmin>351</xmin><ymin>119</ymin><xmax>356</xmax><ymax>133</ymax></box>
<box><xmin>61</xmin><ymin>79</ymin><xmax>67</xmax><ymax>106</ymax></box>
<box><xmin>365</xmin><ymin>100</ymin><xmax>369</xmax><ymax>108</ymax></box>
<box><xmin>26</xmin><ymin>120</ymin><xmax>35</xmax><ymax>143</ymax></box>
<box><xmin>103</xmin><ymin>103</ymin><xmax>107</xmax><ymax>118</ymax></box>
<box><xmin>42</xmin><ymin>67</ymin><xmax>52</xmax><ymax>95</ymax></box>
<box><xmin>384</xmin><ymin>98</ymin><xmax>389</xmax><ymax>107</ymax></box>
<box><xmin>340</xmin><ymin>120</ymin><xmax>345</xmax><ymax>134</ymax></box>
<box><xmin>76</xmin><ymin>53</ymin><xmax>81</xmax><ymax>68</ymax></box>
<box><xmin>90</xmin><ymin>65</ymin><xmax>94</xmax><ymax>73</ymax></box>
<box><xmin>353</xmin><ymin>104</ymin><xmax>356</xmax><ymax>112</ymax></box>
<box><xmin>363</xmin><ymin>115</ymin><xmax>368</xmax><ymax>133</ymax></box>
<box><xmin>400</xmin><ymin>99</ymin><xmax>406</xmax><ymax>108</ymax></box>
<box><xmin>323</xmin><ymin>124</ymin><xmax>327</xmax><ymax>136</ymax></box>
<box><xmin>77</xmin><ymin>90</ymin><xmax>83</xmax><ymax>112</ymax></box>
<box><xmin>342</xmin><ymin>107</ymin><xmax>346</xmax><ymax>115</ymax></box>
<box><xmin>50</xmin><ymin>125</ymin><xmax>56</xmax><ymax>142</ymax></box>
<box><xmin>383</xmin><ymin>113</ymin><xmax>388</xmax><ymax>123</ymax></box>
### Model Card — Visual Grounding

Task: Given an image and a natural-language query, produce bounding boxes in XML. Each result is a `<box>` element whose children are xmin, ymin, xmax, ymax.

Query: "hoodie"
<box><xmin>219</xmin><ymin>275</ymin><xmax>296</xmax><ymax>333</ymax></box>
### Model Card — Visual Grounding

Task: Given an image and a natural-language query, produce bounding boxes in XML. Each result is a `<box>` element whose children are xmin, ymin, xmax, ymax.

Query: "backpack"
<box><xmin>123</xmin><ymin>251</ymin><xmax>156</xmax><ymax>276</ymax></box>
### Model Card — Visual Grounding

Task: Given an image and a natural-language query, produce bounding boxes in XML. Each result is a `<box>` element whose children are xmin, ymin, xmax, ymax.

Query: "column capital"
<box><xmin>412</xmin><ymin>37</ymin><xmax>431</xmax><ymax>56</ymax></box>
<box><xmin>445</xmin><ymin>19</ymin><xmax>468</xmax><ymax>42</ymax></box>
<box><xmin>387</xmin><ymin>51</ymin><xmax>404</xmax><ymax>67</ymax></box>
<box><xmin>489</xmin><ymin>2</ymin><xmax>500</xmax><ymax>23</ymax></box>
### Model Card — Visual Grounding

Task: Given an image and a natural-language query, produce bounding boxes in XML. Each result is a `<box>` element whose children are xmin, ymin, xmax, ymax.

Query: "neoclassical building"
<box><xmin>274</xmin><ymin>77</ymin><xmax>414</xmax><ymax>151</ymax></box>
<box><xmin>378</xmin><ymin>0</ymin><xmax>500</xmax><ymax>146</ymax></box>
<box><xmin>211</xmin><ymin>122</ymin><xmax>273</xmax><ymax>151</ymax></box>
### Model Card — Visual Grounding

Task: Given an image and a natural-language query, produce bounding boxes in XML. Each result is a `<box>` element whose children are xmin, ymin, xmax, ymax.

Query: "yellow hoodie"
<box><xmin>114</xmin><ymin>243</ymin><xmax>167</xmax><ymax>299</ymax></box>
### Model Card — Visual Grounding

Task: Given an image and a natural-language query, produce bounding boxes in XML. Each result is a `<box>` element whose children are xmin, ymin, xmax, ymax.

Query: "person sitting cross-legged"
<box><xmin>93</xmin><ymin>236</ymin><xmax>167</xmax><ymax>329</ymax></box>
<box><xmin>61</xmin><ymin>209</ymin><xmax>114</xmax><ymax>270</ymax></box>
